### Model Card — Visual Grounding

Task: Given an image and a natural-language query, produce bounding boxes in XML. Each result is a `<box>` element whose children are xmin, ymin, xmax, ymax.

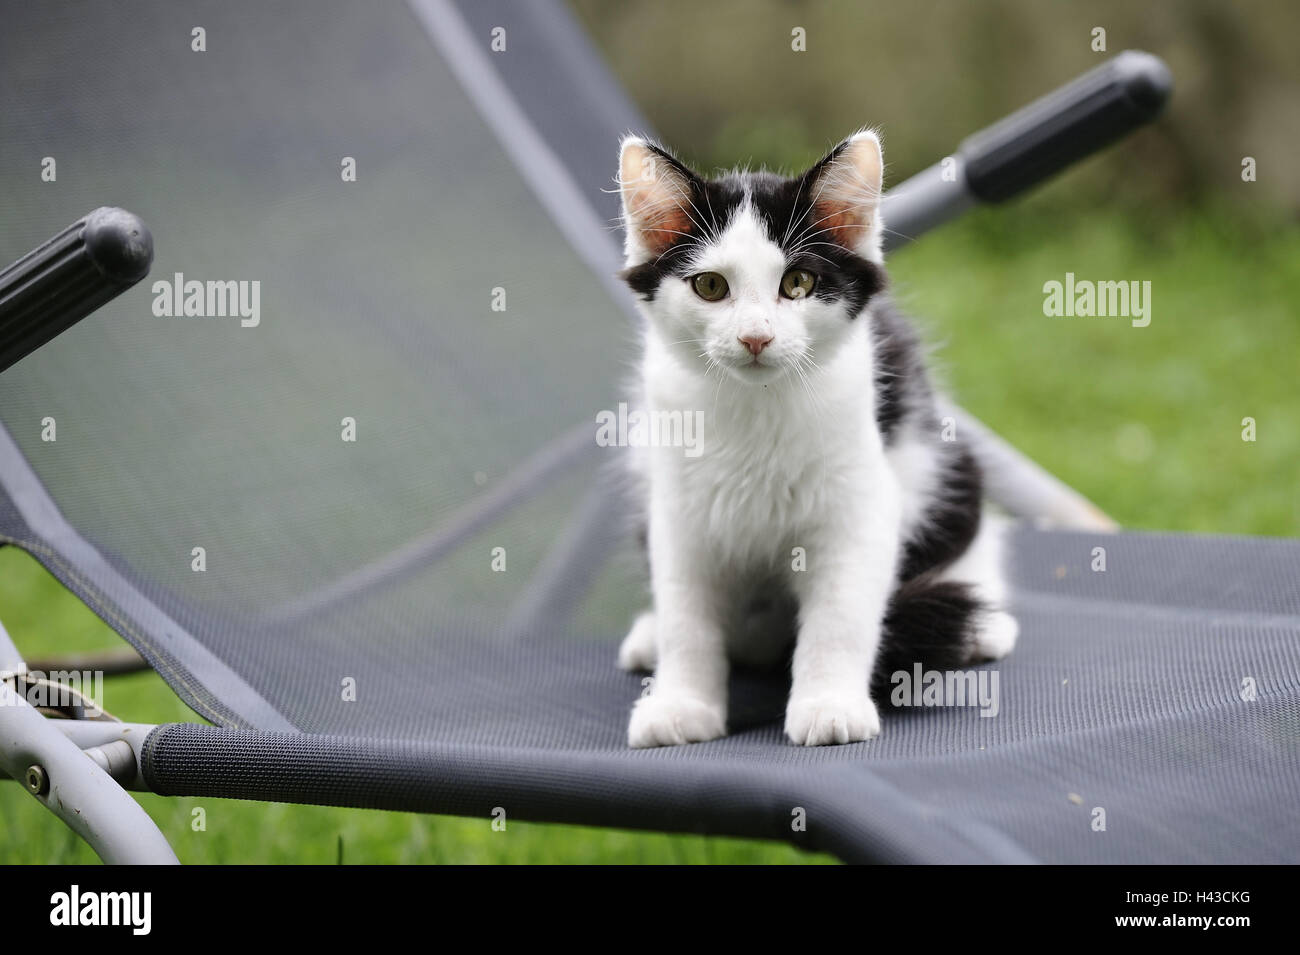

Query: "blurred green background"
<box><xmin>573</xmin><ymin>0</ymin><xmax>1300</xmax><ymax>214</ymax></box>
<box><xmin>2</xmin><ymin>0</ymin><xmax>1296</xmax><ymax>864</ymax></box>
<box><xmin>569</xmin><ymin>0</ymin><xmax>1299</xmax><ymax>538</ymax></box>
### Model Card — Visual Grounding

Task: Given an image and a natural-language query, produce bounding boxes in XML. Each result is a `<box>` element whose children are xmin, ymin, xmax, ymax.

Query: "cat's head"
<box><xmin>617</xmin><ymin>130</ymin><xmax>887</xmax><ymax>383</ymax></box>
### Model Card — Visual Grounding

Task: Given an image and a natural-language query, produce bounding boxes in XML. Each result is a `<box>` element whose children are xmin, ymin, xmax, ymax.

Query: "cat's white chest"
<box><xmin>661</xmin><ymin>395</ymin><xmax>872</xmax><ymax>568</ymax></box>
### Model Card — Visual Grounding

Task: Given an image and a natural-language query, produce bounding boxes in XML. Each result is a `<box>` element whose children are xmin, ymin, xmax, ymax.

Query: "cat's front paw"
<box><xmin>785</xmin><ymin>691</ymin><xmax>880</xmax><ymax>746</ymax></box>
<box><xmin>628</xmin><ymin>693</ymin><xmax>726</xmax><ymax>748</ymax></box>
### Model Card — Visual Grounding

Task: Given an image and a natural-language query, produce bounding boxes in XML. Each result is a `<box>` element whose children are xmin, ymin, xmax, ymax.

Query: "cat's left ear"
<box><xmin>805</xmin><ymin>130</ymin><xmax>885</xmax><ymax>263</ymax></box>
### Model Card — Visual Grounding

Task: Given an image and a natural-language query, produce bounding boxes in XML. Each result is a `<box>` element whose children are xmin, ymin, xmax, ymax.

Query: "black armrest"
<box><xmin>959</xmin><ymin>50</ymin><xmax>1172</xmax><ymax>203</ymax></box>
<box><xmin>0</xmin><ymin>207</ymin><xmax>153</xmax><ymax>374</ymax></box>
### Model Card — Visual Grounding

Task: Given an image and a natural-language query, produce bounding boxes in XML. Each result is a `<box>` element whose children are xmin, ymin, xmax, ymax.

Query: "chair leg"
<box><xmin>0</xmin><ymin>621</ymin><xmax>178</xmax><ymax>865</ymax></box>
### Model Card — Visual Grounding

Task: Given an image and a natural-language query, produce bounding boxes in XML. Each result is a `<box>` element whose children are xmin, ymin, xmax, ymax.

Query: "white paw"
<box><xmin>628</xmin><ymin>693</ymin><xmax>726</xmax><ymax>748</ymax></box>
<box><xmin>617</xmin><ymin>611</ymin><xmax>658</xmax><ymax>672</ymax></box>
<box><xmin>974</xmin><ymin>610</ymin><xmax>1019</xmax><ymax>661</ymax></box>
<box><xmin>785</xmin><ymin>691</ymin><xmax>881</xmax><ymax>746</ymax></box>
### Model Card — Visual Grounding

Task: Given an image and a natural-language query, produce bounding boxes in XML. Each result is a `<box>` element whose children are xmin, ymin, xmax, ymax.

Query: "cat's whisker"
<box><xmin>784</xmin><ymin>248</ymin><xmax>837</xmax><ymax>268</ymax></box>
<box><xmin>781</xmin><ymin>160</ymin><xmax>842</xmax><ymax>247</ymax></box>
<box><xmin>786</xmin><ymin>354</ymin><xmax>830</xmax><ymax>493</ymax></box>
<box><xmin>707</xmin><ymin>357</ymin><xmax>728</xmax><ymax>420</ymax></box>
<box><xmin>649</xmin><ymin>233</ymin><xmax>702</xmax><ymax>267</ymax></box>
<box><xmin>781</xmin><ymin>169</ymin><xmax>817</xmax><ymax>248</ymax></box>
<box><xmin>789</xmin><ymin>212</ymin><xmax>876</xmax><ymax>251</ymax></box>
<box><xmin>793</xmin><ymin>219</ymin><xmax>876</xmax><ymax>243</ymax></box>
<box><xmin>624</xmin><ymin>190</ymin><xmax>719</xmax><ymax>251</ymax></box>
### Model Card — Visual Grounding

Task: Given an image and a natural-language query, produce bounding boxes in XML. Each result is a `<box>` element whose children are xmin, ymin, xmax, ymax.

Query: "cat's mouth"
<box><xmin>725</xmin><ymin>354</ymin><xmax>783</xmax><ymax>381</ymax></box>
<box><xmin>700</xmin><ymin>343</ymin><xmax>785</xmax><ymax>381</ymax></box>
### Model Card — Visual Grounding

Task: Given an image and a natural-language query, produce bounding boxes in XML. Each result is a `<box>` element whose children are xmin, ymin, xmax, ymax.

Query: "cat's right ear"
<box><xmin>804</xmin><ymin>130</ymin><xmax>885</xmax><ymax>264</ymax></box>
<box><xmin>618</xmin><ymin>136</ymin><xmax>697</xmax><ymax>262</ymax></box>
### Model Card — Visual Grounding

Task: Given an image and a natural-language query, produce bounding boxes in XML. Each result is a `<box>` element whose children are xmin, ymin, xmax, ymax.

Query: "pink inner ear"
<box><xmin>806</xmin><ymin>134</ymin><xmax>882</xmax><ymax>252</ymax></box>
<box><xmin>812</xmin><ymin>198</ymin><xmax>867</xmax><ymax>251</ymax></box>
<box><xmin>629</xmin><ymin>190</ymin><xmax>691</xmax><ymax>256</ymax></box>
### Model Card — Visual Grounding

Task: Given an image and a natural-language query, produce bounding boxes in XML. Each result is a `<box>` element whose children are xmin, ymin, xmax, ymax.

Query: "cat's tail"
<box><xmin>869</xmin><ymin>575</ymin><xmax>986</xmax><ymax>703</ymax></box>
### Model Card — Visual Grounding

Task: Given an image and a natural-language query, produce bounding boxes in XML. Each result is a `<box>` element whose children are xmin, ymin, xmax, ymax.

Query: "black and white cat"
<box><xmin>615</xmin><ymin>130</ymin><xmax>1018</xmax><ymax>748</ymax></box>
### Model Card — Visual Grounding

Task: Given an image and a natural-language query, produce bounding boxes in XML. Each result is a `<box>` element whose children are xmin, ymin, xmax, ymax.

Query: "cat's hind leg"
<box><xmin>617</xmin><ymin>609</ymin><xmax>657</xmax><ymax>672</ymax></box>
<box><xmin>937</xmin><ymin>511</ymin><xmax>1019</xmax><ymax>661</ymax></box>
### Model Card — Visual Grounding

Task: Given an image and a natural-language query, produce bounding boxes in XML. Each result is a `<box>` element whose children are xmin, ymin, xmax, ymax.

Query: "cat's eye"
<box><xmin>780</xmin><ymin>269</ymin><xmax>816</xmax><ymax>300</ymax></box>
<box><xmin>691</xmin><ymin>272</ymin><xmax>729</xmax><ymax>302</ymax></box>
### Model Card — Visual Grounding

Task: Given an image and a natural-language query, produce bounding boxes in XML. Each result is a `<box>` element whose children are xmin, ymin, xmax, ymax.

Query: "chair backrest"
<box><xmin>0</xmin><ymin>0</ymin><xmax>648</xmax><ymax>732</ymax></box>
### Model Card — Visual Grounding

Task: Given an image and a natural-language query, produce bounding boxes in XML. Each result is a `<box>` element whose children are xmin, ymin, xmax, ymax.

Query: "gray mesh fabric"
<box><xmin>2</xmin><ymin>1</ymin><xmax>1297</xmax><ymax>863</ymax></box>
<box><xmin>134</xmin><ymin>528</ymin><xmax>1300</xmax><ymax>863</ymax></box>
<box><xmin>0</xmin><ymin>0</ymin><xmax>639</xmax><ymax>730</ymax></box>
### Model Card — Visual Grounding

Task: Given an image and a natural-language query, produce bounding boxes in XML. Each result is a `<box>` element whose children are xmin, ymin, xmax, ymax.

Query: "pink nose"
<box><xmin>738</xmin><ymin>334</ymin><xmax>773</xmax><ymax>356</ymax></box>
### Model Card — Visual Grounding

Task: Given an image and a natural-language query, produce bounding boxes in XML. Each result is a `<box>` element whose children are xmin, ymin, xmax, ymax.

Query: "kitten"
<box><xmin>615</xmin><ymin>130</ymin><xmax>1018</xmax><ymax>748</ymax></box>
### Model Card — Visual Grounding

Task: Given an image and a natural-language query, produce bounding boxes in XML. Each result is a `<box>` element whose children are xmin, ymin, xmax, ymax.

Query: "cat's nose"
<box><xmin>738</xmin><ymin>334</ymin><xmax>773</xmax><ymax>356</ymax></box>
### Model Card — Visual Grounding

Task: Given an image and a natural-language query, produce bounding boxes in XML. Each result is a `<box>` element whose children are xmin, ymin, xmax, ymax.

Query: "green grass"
<box><xmin>2</xmin><ymin>205</ymin><xmax>1295</xmax><ymax>863</ymax></box>
<box><xmin>890</xmin><ymin>201</ymin><xmax>1299</xmax><ymax>538</ymax></box>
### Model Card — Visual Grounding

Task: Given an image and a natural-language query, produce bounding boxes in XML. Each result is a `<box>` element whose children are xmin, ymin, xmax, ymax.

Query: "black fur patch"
<box><xmin>868</xmin><ymin>298</ymin><xmax>931</xmax><ymax>444</ymax></box>
<box><xmin>898</xmin><ymin>444</ymin><xmax>983</xmax><ymax>582</ymax></box>
<box><xmin>869</xmin><ymin>575</ymin><xmax>982</xmax><ymax>703</ymax></box>
<box><xmin>618</xmin><ymin>145</ymin><xmax>884</xmax><ymax>311</ymax></box>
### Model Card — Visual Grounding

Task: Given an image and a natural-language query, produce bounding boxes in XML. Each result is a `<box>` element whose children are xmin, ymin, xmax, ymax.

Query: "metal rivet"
<box><xmin>25</xmin><ymin>764</ymin><xmax>49</xmax><ymax>796</ymax></box>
